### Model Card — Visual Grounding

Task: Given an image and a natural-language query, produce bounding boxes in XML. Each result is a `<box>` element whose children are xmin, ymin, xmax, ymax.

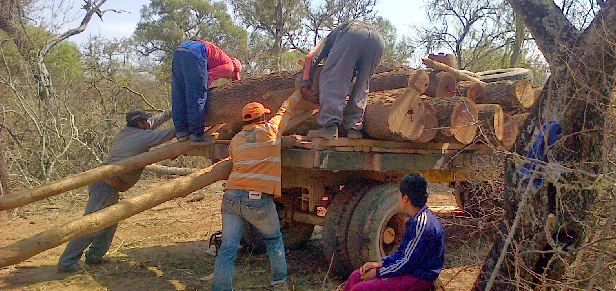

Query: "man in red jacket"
<box><xmin>171</xmin><ymin>39</ymin><xmax>243</xmax><ymax>143</ymax></box>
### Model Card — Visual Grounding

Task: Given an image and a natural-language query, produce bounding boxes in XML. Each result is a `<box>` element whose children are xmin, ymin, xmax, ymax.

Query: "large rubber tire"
<box><xmin>346</xmin><ymin>184</ymin><xmax>409</xmax><ymax>269</ymax></box>
<box><xmin>240</xmin><ymin>202</ymin><xmax>315</xmax><ymax>254</ymax></box>
<box><xmin>322</xmin><ymin>181</ymin><xmax>379</xmax><ymax>277</ymax></box>
<box><xmin>476</xmin><ymin>68</ymin><xmax>533</xmax><ymax>83</ymax></box>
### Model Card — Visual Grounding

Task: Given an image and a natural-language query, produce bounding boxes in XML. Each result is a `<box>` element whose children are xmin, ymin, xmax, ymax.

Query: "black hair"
<box><xmin>127</xmin><ymin>119</ymin><xmax>145</xmax><ymax>128</ymax></box>
<box><xmin>244</xmin><ymin>114</ymin><xmax>268</xmax><ymax>125</ymax></box>
<box><xmin>399</xmin><ymin>173</ymin><xmax>428</xmax><ymax>208</ymax></box>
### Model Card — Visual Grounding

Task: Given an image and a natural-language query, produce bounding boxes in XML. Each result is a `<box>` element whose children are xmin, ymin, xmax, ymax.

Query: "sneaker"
<box><xmin>57</xmin><ymin>261</ymin><xmax>85</xmax><ymax>273</ymax></box>
<box><xmin>85</xmin><ymin>256</ymin><xmax>109</xmax><ymax>266</ymax></box>
<box><xmin>176</xmin><ymin>131</ymin><xmax>189</xmax><ymax>141</ymax></box>
<box><xmin>346</xmin><ymin>129</ymin><xmax>363</xmax><ymax>139</ymax></box>
<box><xmin>307</xmin><ymin>124</ymin><xmax>338</xmax><ymax>140</ymax></box>
<box><xmin>272</xmin><ymin>282</ymin><xmax>289</xmax><ymax>291</ymax></box>
<box><xmin>189</xmin><ymin>134</ymin><xmax>214</xmax><ymax>145</ymax></box>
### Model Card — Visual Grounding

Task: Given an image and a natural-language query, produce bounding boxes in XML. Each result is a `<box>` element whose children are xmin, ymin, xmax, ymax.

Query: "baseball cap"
<box><xmin>126</xmin><ymin>109</ymin><xmax>153</xmax><ymax>123</ymax></box>
<box><xmin>231</xmin><ymin>58</ymin><xmax>242</xmax><ymax>81</ymax></box>
<box><xmin>242</xmin><ymin>102</ymin><xmax>270</xmax><ymax>121</ymax></box>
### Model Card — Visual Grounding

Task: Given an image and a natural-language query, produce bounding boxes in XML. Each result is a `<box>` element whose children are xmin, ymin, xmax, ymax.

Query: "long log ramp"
<box><xmin>0</xmin><ymin>142</ymin><xmax>200</xmax><ymax>211</ymax></box>
<box><xmin>0</xmin><ymin>159</ymin><xmax>233</xmax><ymax>268</ymax></box>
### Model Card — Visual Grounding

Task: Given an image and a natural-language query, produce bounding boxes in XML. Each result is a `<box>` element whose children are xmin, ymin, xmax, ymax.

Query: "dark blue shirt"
<box><xmin>377</xmin><ymin>206</ymin><xmax>444</xmax><ymax>281</ymax></box>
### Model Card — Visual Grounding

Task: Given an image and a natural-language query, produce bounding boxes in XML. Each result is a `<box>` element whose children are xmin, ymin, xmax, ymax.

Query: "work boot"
<box><xmin>346</xmin><ymin>129</ymin><xmax>363</xmax><ymax>139</ymax></box>
<box><xmin>307</xmin><ymin>124</ymin><xmax>338</xmax><ymax>140</ymax></box>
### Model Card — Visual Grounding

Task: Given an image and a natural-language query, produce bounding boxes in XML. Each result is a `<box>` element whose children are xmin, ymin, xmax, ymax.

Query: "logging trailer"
<box><xmin>189</xmin><ymin>134</ymin><xmax>500</xmax><ymax>275</ymax></box>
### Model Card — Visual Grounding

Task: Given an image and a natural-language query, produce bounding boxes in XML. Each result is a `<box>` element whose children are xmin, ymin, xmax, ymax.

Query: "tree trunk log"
<box><xmin>500</xmin><ymin>115</ymin><xmax>520</xmax><ymax>150</ymax></box>
<box><xmin>422</xmin><ymin>57</ymin><xmax>486</xmax><ymax>84</ymax></box>
<box><xmin>423</xmin><ymin>96</ymin><xmax>478</xmax><ymax>144</ymax></box>
<box><xmin>144</xmin><ymin>164</ymin><xmax>199</xmax><ymax>176</ymax></box>
<box><xmin>477</xmin><ymin>104</ymin><xmax>505</xmax><ymax>142</ymax></box>
<box><xmin>415</xmin><ymin>107</ymin><xmax>438</xmax><ymax>143</ymax></box>
<box><xmin>0</xmin><ymin>142</ymin><xmax>199</xmax><ymax>211</ymax></box>
<box><xmin>424</xmin><ymin>70</ymin><xmax>457</xmax><ymax>97</ymax></box>
<box><xmin>482</xmin><ymin>80</ymin><xmax>535</xmax><ymax>113</ymax></box>
<box><xmin>0</xmin><ymin>141</ymin><xmax>8</xmax><ymax>221</ymax></box>
<box><xmin>0</xmin><ymin>159</ymin><xmax>232</xmax><ymax>268</ymax></box>
<box><xmin>363</xmin><ymin>88</ymin><xmax>425</xmax><ymax>141</ymax></box>
<box><xmin>458</xmin><ymin>82</ymin><xmax>486</xmax><ymax>103</ymax></box>
<box><xmin>369</xmin><ymin>69</ymin><xmax>430</xmax><ymax>95</ymax></box>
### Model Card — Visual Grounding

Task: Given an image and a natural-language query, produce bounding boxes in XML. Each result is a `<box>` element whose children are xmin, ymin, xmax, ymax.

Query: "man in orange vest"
<box><xmin>211</xmin><ymin>91</ymin><xmax>305</xmax><ymax>291</ymax></box>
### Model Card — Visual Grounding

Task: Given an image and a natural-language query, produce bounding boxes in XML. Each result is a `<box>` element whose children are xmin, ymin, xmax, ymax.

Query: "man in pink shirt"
<box><xmin>171</xmin><ymin>39</ymin><xmax>243</xmax><ymax>143</ymax></box>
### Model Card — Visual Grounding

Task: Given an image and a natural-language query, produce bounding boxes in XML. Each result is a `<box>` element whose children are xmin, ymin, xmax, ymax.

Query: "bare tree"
<box><xmin>475</xmin><ymin>0</ymin><xmax>616</xmax><ymax>289</ymax></box>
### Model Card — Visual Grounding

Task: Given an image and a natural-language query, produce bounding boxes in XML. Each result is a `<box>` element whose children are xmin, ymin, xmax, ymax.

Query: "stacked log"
<box><xmin>458</xmin><ymin>80</ymin><xmax>535</xmax><ymax>113</ymax></box>
<box><xmin>422</xmin><ymin>96</ymin><xmax>479</xmax><ymax>144</ymax></box>
<box><xmin>476</xmin><ymin>104</ymin><xmax>505</xmax><ymax>144</ymax></box>
<box><xmin>424</xmin><ymin>70</ymin><xmax>457</xmax><ymax>97</ymax></box>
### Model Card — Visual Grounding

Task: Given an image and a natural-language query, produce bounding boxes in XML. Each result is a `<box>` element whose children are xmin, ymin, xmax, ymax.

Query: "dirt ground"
<box><xmin>0</xmin><ymin>177</ymin><xmax>492</xmax><ymax>290</ymax></box>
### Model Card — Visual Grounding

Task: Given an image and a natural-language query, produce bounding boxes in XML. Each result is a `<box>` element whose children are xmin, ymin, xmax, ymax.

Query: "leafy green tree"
<box><xmin>227</xmin><ymin>0</ymin><xmax>308</xmax><ymax>70</ymax></box>
<box><xmin>372</xmin><ymin>16</ymin><xmax>413</xmax><ymax>65</ymax></box>
<box><xmin>305</xmin><ymin>0</ymin><xmax>377</xmax><ymax>46</ymax></box>
<box><xmin>134</xmin><ymin>0</ymin><xmax>247</xmax><ymax>67</ymax></box>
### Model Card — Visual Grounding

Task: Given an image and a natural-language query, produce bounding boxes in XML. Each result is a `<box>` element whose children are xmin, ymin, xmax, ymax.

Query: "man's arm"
<box><xmin>141</xmin><ymin>128</ymin><xmax>176</xmax><ymax>149</ymax></box>
<box><xmin>149</xmin><ymin>110</ymin><xmax>172</xmax><ymax>129</ymax></box>
<box><xmin>268</xmin><ymin>90</ymin><xmax>303</xmax><ymax>134</ymax></box>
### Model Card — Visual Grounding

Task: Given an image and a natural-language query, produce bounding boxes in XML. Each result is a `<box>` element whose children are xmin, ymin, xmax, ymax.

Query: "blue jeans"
<box><xmin>212</xmin><ymin>189</ymin><xmax>287</xmax><ymax>291</ymax></box>
<box><xmin>58</xmin><ymin>181</ymin><xmax>119</xmax><ymax>269</ymax></box>
<box><xmin>171</xmin><ymin>40</ymin><xmax>208</xmax><ymax>137</ymax></box>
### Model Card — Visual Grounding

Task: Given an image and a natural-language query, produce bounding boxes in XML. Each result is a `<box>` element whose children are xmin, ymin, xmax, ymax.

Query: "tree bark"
<box><xmin>475</xmin><ymin>0</ymin><xmax>616</xmax><ymax>289</ymax></box>
<box><xmin>0</xmin><ymin>142</ymin><xmax>199</xmax><ymax>211</ymax></box>
<box><xmin>0</xmin><ymin>159</ymin><xmax>232</xmax><ymax>268</ymax></box>
<box><xmin>0</xmin><ymin>141</ymin><xmax>8</xmax><ymax>221</ymax></box>
<box><xmin>467</xmin><ymin>79</ymin><xmax>535</xmax><ymax>113</ymax></box>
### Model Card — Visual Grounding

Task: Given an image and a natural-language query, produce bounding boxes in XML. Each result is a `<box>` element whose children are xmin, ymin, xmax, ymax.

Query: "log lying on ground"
<box><xmin>0</xmin><ymin>142</ymin><xmax>199</xmax><ymax>211</ymax></box>
<box><xmin>458</xmin><ymin>80</ymin><xmax>535</xmax><ymax>113</ymax></box>
<box><xmin>424</xmin><ymin>70</ymin><xmax>457</xmax><ymax>97</ymax></box>
<box><xmin>363</xmin><ymin>88</ymin><xmax>425</xmax><ymax>141</ymax></box>
<box><xmin>476</xmin><ymin>104</ymin><xmax>505</xmax><ymax>142</ymax></box>
<box><xmin>0</xmin><ymin>159</ymin><xmax>233</xmax><ymax>268</ymax></box>
<box><xmin>423</xmin><ymin>96</ymin><xmax>478</xmax><ymax>144</ymax></box>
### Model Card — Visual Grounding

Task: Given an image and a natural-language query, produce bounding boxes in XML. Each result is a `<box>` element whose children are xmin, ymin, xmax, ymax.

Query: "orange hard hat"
<box><xmin>242</xmin><ymin>101</ymin><xmax>271</xmax><ymax>121</ymax></box>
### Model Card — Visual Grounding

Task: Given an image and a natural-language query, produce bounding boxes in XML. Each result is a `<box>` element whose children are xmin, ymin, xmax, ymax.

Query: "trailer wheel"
<box><xmin>346</xmin><ymin>184</ymin><xmax>408</xmax><ymax>269</ymax></box>
<box><xmin>322</xmin><ymin>181</ymin><xmax>379</xmax><ymax>276</ymax></box>
<box><xmin>240</xmin><ymin>202</ymin><xmax>314</xmax><ymax>254</ymax></box>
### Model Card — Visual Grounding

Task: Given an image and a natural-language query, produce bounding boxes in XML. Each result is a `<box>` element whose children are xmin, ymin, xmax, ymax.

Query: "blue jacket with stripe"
<box><xmin>377</xmin><ymin>206</ymin><xmax>444</xmax><ymax>281</ymax></box>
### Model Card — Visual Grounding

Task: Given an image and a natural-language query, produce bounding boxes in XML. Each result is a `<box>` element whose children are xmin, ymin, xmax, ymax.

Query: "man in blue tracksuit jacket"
<box><xmin>344</xmin><ymin>173</ymin><xmax>444</xmax><ymax>291</ymax></box>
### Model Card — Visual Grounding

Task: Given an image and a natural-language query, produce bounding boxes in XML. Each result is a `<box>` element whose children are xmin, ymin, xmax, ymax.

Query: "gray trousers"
<box><xmin>317</xmin><ymin>23</ymin><xmax>384</xmax><ymax>130</ymax></box>
<box><xmin>58</xmin><ymin>180</ymin><xmax>119</xmax><ymax>268</ymax></box>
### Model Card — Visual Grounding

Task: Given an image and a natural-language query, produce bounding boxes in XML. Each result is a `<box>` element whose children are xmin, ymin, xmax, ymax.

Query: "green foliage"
<box><xmin>372</xmin><ymin>17</ymin><xmax>413</xmax><ymax>65</ymax></box>
<box><xmin>134</xmin><ymin>0</ymin><xmax>247</xmax><ymax>65</ymax></box>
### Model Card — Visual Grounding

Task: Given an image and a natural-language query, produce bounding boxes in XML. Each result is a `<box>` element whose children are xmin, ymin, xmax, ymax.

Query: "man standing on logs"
<box><xmin>301</xmin><ymin>20</ymin><xmax>384</xmax><ymax>140</ymax></box>
<box><xmin>57</xmin><ymin>109</ymin><xmax>176</xmax><ymax>272</ymax></box>
<box><xmin>212</xmin><ymin>91</ymin><xmax>305</xmax><ymax>291</ymax></box>
<box><xmin>171</xmin><ymin>39</ymin><xmax>243</xmax><ymax>143</ymax></box>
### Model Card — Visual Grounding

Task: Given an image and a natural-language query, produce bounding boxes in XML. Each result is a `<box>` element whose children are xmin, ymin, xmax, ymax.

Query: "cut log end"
<box><xmin>516</xmin><ymin>80</ymin><xmax>535</xmax><ymax>108</ymax></box>
<box><xmin>502</xmin><ymin>118</ymin><xmax>520</xmax><ymax>150</ymax></box>
<box><xmin>409</xmin><ymin>70</ymin><xmax>430</xmax><ymax>95</ymax></box>
<box><xmin>436</xmin><ymin>74</ymin><xmax>457</xmax><ymax>97</ymax></box>
<box><xmin>416</xmin><ymin>110</ymin><xmax>438</xmax><ymax>143</ymax></box>
<box><xmin>451</xmin><ymin>98</ymin><xmax>479</xmax><ymax>144</ymax></box>
<box><xmin>387</xmin><ymin>89</ymin><xmax>425</xmax><ymax>141</ymax></box>
<box><xmin>466</xmin><ymin>83</ymin><xmax>486</xmax><ymax>104</ymax></box>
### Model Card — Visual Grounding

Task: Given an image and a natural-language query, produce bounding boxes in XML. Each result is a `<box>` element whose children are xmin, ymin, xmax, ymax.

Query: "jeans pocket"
<box><xmin>221</xmin><ymin>197</ymin><xmax>235</xmax><ymax>214</ymax></box>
